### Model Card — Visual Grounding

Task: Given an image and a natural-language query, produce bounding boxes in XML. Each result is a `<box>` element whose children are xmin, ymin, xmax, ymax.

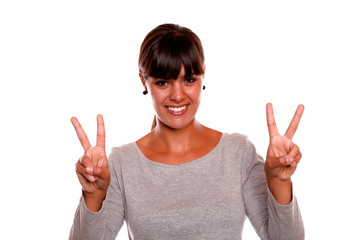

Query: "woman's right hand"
<box><xmin>71</xmin><ymin>114</ymin><xmax>110</xmax><ymax>212</ymax></box>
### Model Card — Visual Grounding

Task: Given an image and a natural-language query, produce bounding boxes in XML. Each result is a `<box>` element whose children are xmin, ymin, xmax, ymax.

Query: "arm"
<box><xmin>242</xmin><ymin>138</ymin><xmax>304</xmax><ymax>240</ymax></box>
<box><xmin>69</xmin><ymin>115</ymin><xmax>125</xmax><ymax>240</ymax></box>
<box><xmin>69</xmin><ymin>159</ymin><xmax>125</xmax><ymax>240</ymax></box>
<box><xmin>243</xmin><ymin>103</ymin><xmax>305</xmax><ymax>239</ymax></box>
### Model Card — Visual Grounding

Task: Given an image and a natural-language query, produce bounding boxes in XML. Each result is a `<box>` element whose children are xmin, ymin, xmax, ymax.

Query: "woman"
<box><xmin>69</xmin><ymin>24</ymin><xmax>305</xmax><ymax>239</ymax></box>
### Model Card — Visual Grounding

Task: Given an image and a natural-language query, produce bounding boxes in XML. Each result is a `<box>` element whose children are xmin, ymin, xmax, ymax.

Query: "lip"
<box><xmin>165</xmin><ymin>104</ymin><xmax>189</xmax><ymax>116</ymax></box>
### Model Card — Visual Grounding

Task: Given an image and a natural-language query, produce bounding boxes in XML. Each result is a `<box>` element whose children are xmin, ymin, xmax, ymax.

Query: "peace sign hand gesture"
<box><xmin>265</xmin><ymin>103</ymin><xmax>304</xmax><ymax>181</ymax></box>
<box><xmin>71</xmin><ymin>114</ymin><xmax>110</xmax><ymax>212</ymax></box>
<box><xmin>264</xmin><ymin>103</ymin><xmax>304</xmax><ymax>204</ymax></box>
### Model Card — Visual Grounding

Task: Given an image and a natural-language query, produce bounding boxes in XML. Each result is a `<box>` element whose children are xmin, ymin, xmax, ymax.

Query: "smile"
<box><xmin>169</xmin><ymin>106</ymin><xmax>186</xmax><ymax>112</ymax></box>
<box><xmin>166</xmin><ymin>105</ymin><xmax>188</xmax><ymax>115</ymax></box>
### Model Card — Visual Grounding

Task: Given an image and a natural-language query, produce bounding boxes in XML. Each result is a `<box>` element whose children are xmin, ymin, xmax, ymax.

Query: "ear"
<box><xmin>139</xmin><ymin>71</ymin><xmax>148</xmax><ymax>91</ymax></box>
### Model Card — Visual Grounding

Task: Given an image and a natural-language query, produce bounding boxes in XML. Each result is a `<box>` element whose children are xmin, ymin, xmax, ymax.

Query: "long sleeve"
<box><xmin>69</xmin><ymin>150</ymin><xmax>126</xmax><ymax>240</ymax></box>
<box><xmin>242</xmin><ymin>138</ymin><xmax>305</xmax><ymax>240</ymax></box>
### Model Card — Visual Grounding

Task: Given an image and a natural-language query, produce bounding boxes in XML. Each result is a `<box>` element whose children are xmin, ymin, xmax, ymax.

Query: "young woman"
<box><xmin>69</xmin><ymin>24</ymin><xmax>305</xmax><ymax>240</ymax></box>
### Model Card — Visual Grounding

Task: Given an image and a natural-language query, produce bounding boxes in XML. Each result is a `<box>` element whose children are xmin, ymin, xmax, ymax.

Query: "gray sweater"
<box><xmin>69</xmin><ymin>133</ymin><xmax>304</xmax><ymax>240</ymax></box>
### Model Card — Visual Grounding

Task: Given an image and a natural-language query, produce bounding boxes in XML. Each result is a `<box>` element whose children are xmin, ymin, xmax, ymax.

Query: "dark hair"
<box><xmin>139</xmin><ymin>24</ymin><xmax>205</xmax><ymax>80</ymax></box>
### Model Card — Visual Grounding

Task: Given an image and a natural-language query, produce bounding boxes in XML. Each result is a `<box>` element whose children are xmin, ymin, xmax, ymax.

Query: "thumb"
<box><xmin>86</xmin><ymin>166</ymin><xmax>110</xmax><ymax>182</ymax></box>
<box><xmin>266</xmin><ymin>155</ymin><xmax>294</xmax><ymax>169</ymax></box>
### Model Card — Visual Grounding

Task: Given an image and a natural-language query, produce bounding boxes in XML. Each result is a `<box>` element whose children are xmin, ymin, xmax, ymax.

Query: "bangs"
<box><xmin>139</xmin><ymin>25</ymin><xmax>204</xmax><ymax>80</ymax></box>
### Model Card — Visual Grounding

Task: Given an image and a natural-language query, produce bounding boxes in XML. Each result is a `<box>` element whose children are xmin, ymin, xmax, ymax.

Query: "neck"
<box><xmin>151</xmin><ymin>118</ymin><xmax>205</xmax><ymax>153</ymax></box>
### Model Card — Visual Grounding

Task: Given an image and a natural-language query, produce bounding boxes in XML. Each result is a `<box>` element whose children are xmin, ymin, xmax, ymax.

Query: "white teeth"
<box><xmin>168</xmin><ymin>106</ymin><xmax>186</xmax><ymax>112</ymax></box>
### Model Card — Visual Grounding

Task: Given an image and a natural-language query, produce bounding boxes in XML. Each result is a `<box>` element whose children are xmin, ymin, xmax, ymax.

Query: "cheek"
<box><xmin>187</xmin><ymin>87</ymin><xmax>202</xmax><ymax>103</ymax></box>
<box><xmin>149</xmin><ymin>90</ymin><xmax>166</xmax><ymax>109</ymax></box>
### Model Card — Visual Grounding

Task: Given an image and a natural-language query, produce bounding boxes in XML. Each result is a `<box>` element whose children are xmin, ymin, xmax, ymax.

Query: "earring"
<box><xmin>202</xmin><ymin>86</ymin><xmax>206</xmax><ymax>90</ymax></box>
<box><xmin>143</xmin><ymin>90</ymin><xmax>148</xmax><ymax>95</ymax></box>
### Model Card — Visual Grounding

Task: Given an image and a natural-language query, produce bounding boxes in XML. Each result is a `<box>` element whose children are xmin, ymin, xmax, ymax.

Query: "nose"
<box><xmin>169</xmin><ymin>82</ymin><xmax>185</xmax><ymax>103</ymax></box>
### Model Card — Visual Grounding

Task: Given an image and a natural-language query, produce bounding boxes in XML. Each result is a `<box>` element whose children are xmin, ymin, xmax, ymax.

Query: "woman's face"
<box><xmin>141</xmin><ymin>65</ymin><xmax>204</xmax><ymax>130</ymax></box>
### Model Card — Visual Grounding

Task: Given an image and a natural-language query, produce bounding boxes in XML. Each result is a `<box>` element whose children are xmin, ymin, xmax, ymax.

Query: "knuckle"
<box><xmin>92</xmin><ymin>166</ymin><xmax>100</xmax><ymax>175</ymax></box>
<box><xmin>97</xmin><ymin>132</ymin><xmax>106</xmax><ymax>138</ymax></box>
<box><xmin>80</xmin><ymin>136</ymin><xmax>89</xmax><ymax>144</ymax></box>
<box><xmin>298</xmin><ymin>152</ymin><xmax>302</xmax><ymax>160</ymax></box>
<box><xmin>291</xmin><ymin>143</ymin><xmax>300</xmax><ymax>152</ymax></box>
<box><xmin>75</xmin><ymin>162</ymin><xmax>83</xmax><ymax>172</ymax></box>
<box><xmin>79</xmin><ymin>155</ymin><xmax>86</xmax><ymax>165</ymax></box>
<box><xmin>103</xmin><ymin>170</ymin><xmax>111</xmax><ymax>181</ymax></box>
<box><xmin>80</xmin><ymin>153</ymin><xmax>92</xmax><ymax>166</ymax></box>
<box><xmin>75</xmin><ymin>159</ymin><xmax>81</xmax><ymax>168</ymax></box>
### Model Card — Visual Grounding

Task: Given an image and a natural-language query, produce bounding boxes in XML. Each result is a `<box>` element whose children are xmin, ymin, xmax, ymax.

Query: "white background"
<box><xmin>1</xmin><ymin>0</ymin><xmax>342</xmax><ymax>239</ymax></box>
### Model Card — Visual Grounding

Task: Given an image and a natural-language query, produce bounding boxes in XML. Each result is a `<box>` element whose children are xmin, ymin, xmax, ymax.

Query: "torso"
<box><xmin>111</xmin><ymin>133</ymin><xmax>249</xmax><ymax>239</ymax></box>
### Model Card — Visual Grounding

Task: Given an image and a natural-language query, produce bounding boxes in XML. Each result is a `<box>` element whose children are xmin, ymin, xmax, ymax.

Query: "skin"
<box><xmin>265</xmin><ymin>103</ymin><xmax>305</xmax><ymax>204</ymax></box>
<box><xmin>71</xmin><ymin>115</ymin><xmax>110</xmax><ymax>212</ymax></box>
<box><xmin>71</xmin><ymin>66</ymin><xmax>304</xmax><ymax>211</ymax></box>
<box><xmin>137</xmin><ymin>66</ymin><xmax>222</xmax><ymax>165</ymax></box>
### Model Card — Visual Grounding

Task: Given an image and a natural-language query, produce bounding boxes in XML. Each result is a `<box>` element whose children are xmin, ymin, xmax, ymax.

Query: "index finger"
<box><xmin>71</xmin><ymin>117</ymin><xmax>92</xmax><ymax>151</ymax></box>
<box><xmin>96</xmin><ymin>114</ymin><xmax>106</xmax><ymax>148</ymax></box>
<box><xmin>266</xmin><ymin>103</ymin><xmax>280</xmax><ymax>138</ymax></box>
<box><xmin>285</xmin><ymin>104</ymin><xmax>305</xmax><ymax>139</ymax></box>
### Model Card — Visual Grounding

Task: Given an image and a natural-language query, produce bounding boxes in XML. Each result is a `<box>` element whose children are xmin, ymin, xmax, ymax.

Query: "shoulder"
<box><xmin>109</xmin><ymin>142</ymin><xmax>138</xmax><ymax>162</ymax></box>
<box><xmin>220</xmin><ymin>132</ymin><xmax>250</xmax><ymax>148</ymax></box>
<box><xmin>107</xmin><ymin>142</ymin><xmax>140</xmax><ymax>171</ymax></box>
<box><xmin>221</xmin><ymin>132</ymin><xmax>259</xmax><ymax>148</ymax></box>
<box><xmin>200</xmin><ymin>125</ymin><xmax>249</xmax><ymax>150</ymax></box>
<box><xmin>111</xmin><ymin>142</ymin><xmax>136</xmax><ymax>154</ymax></box>
<box><xmin>219</xmin><ymin>133</ymin><xmax>260</xmax><ymax>161</ymax></box>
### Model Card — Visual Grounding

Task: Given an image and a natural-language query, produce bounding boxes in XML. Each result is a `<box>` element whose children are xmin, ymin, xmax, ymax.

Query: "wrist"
<box><xmin>267</xmin><ymin>177</ymin><xmax>293</xmax><ymax>205</ymax></box>
<box><xmin>83</xmin><ymin>190</ymin><xmax>107</xmax><ymax>212</ymax></box>
<box><xmin>266</xmin><ymin>175</ymin><xmax>292</xmax><ymax>185</ymax></box>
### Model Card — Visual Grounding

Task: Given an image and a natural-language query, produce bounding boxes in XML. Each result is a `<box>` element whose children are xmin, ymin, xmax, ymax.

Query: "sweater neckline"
<box><xmin>132</xmin><ymin>133</ymin><xmax>225</xmax><ymax>167</ymax></box>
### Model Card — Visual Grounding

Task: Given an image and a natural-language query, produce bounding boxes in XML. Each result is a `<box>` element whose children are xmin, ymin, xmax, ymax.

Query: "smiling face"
<box><xmin>141</xmin><ymin>65</ymin><xmax>204</xmax><ymax>130</ymax></box>
<box><xmin>138</xmin><ymin>24</ymin><xmax>206</xmax><ymax>130</ymax></box>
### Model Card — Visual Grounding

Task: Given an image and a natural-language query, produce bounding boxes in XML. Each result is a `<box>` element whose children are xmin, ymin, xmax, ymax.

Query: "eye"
<box><xmin>184</xmin><ymin>77</ymin><xmax>196</xmax><ymax>84</ymax></box>
<box><xmin>155</xmin><ymin>80</ymin><xmax>169</xmax><ymax>87</ymax></box>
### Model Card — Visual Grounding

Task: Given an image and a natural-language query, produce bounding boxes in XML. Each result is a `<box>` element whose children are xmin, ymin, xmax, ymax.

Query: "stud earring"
<box><xmin>143</xmin><ymin>90</ymin><xmax>148</xmax><ymax>95</ymax></box>
<box><xmin>202</xmin><ymin>86</ymin><xmax>206</xmax><ymax>90</ymax></box>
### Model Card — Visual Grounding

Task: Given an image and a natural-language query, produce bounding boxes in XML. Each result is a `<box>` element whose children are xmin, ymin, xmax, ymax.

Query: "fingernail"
<box><xmin>286</xmin><ymin>157</ymin><xmax>291</xmax><ymax>164</ymax></box>
<box><xmin>86</xmin><ymin>167</ymin><xmax>93</xmax><ymax>174</ymax></box>
<box><xmin>89</xmin><ymin>176</ymin><xmax>95</xmax><ymax>182</ymax></box>
<box><xmin>286</xmin><ymin>157</ymin><xmax>293</xmax><ymax>165</ymax></box>
<box><xmin>291</xmin><ymin>162</ymin><xmax>297</xmax><ymax>167</ymax></box>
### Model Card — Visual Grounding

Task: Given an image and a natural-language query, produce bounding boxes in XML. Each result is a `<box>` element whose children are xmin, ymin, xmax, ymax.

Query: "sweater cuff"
<box><xmin>79</xmin><ymin>195</ymin><xmax>108</xmax><ymax>222</ymax></box>
<box><xmin>267</xmin><ymin>186</ymin><xmax>295</xmax><ymax>210</ymax></box>
<box><xmin>267</xmin><ymin>186</ymin><xmax>304</xmax><ymax>239</ymax></box>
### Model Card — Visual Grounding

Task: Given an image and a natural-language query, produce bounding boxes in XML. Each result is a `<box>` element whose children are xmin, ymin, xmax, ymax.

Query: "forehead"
<box><xmin>176</xmin><ymin>65</ymin><xmax>186</xmax><ymax>78</ymax></box>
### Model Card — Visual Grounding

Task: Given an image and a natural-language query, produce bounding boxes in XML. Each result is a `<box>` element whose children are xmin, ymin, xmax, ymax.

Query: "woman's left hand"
<box><xmin>265</xmin><ymin>103</ymin><xmax>305</xmax><ymax>182</ymax></box>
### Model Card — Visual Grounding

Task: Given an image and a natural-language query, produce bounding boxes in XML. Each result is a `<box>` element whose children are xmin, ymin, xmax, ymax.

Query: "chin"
<box><xmin>157</xmin><ymin>116</ymin><xmax>195</xmax><ymax>130</ymax></box>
